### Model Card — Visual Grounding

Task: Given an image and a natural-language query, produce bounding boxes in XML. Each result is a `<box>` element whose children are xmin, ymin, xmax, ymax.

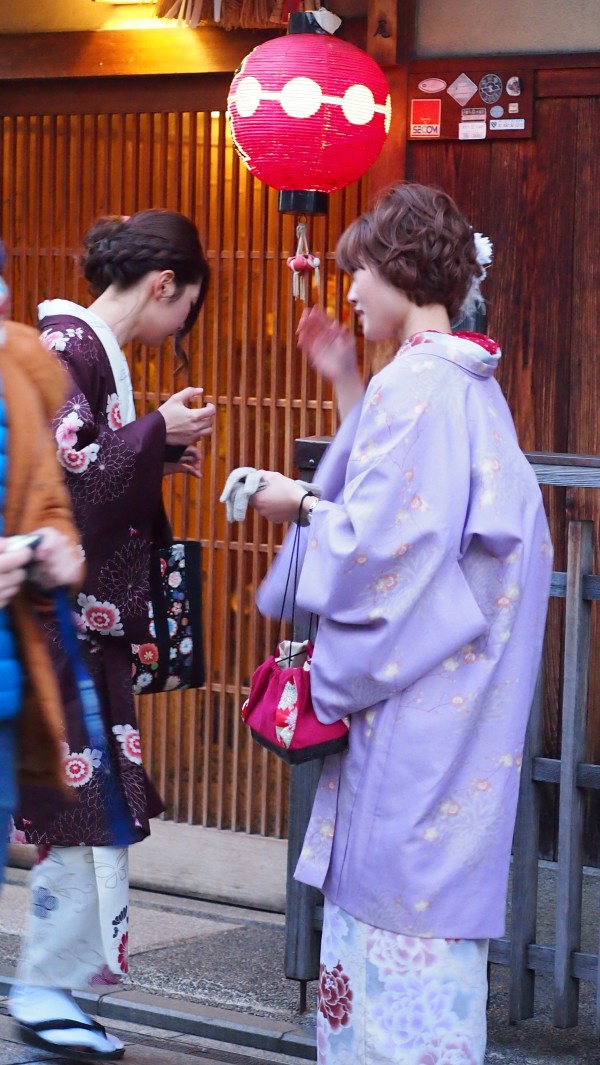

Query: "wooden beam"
<box><xmin>367</xmin><ymin>1</ymin><xmax>399</xmax><ymax>66</ymax></box>
<box><xmin>0</xmin><ymin>73</ymin><xmax>232</xmax><ymax>116</ymax></box>
<box><xmin>537</xmin><ymin>66</ymin><xmax>600</xmax><ymax>98</ymax></box>
<box><xmin>408</xmin><ymin>51</ymin><xmax>600</xmax><ymax>75</ymax></box>
<box><xmin>0</xmin><ymin>27</ymin><xmax>277</xmax><ymax>80</ymax></box>
<box><xmin>366</xmin><ymin>1</ymin><xmax>416</xmax><ymax>66</ymax></box>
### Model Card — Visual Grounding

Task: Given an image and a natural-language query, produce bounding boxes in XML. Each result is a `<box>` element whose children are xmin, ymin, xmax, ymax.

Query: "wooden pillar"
<box><xmin>364</xmin><ymin>2</ymin><xmax>415</xmax><ymax>377</ymax></box>
<box><xmin>366</xmin><ymin>0</ymin><xmax>415</xmax><ymax>195</ymax></box>
<box><xmin>554</xmin><ymin>520</ymin><xmax>593</xmax><ymax>1026</ymax></box>
<box><xmin>284</xmin><ymin>437</ymin><xmax>330</xmax><ymax>996</ymax></box>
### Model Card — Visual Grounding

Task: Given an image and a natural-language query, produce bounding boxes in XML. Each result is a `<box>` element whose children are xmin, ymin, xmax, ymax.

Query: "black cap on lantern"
<box><xmin>278</xmin><ymin>190</ymin><xmax>329</xmax><ymax>215</ymax></box>
<box><xmin>288</xmin><ymin>11</ymin><xmax>329</xmax><ymax>34</ymax></box>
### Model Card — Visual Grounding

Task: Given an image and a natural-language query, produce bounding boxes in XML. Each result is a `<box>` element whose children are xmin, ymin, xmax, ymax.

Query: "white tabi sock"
<box><xmin>8</xmin><ymin>983</ymin><xmax>124</xmax><ymax>1053</ymax></box>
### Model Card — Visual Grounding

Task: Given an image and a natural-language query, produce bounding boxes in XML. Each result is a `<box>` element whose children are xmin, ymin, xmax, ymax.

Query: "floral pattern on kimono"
<box><xmin>14</xmin><ymin>309</ymin><xmax>166</xmax><ymax>847</ymax></box>
<box><xmin>317</xmin><ymin>899</ymin><xmax>489</xmax><ymax>1065</ymax></box>
<box><xmin>17</xmin><ymin>845</ymin><xmax>130</xmax><ymax>991</ymax></box>
<box><xmin>261</xmin><ymin>332</ymin><xmax>552</xmax><ymax>941</ymax></box>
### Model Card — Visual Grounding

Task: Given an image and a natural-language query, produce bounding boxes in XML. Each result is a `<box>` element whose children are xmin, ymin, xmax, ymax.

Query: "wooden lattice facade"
<box><xmin>0</xmin><ymin>76</ymin><xmax>367</xmax><ymax>836</ymax></box>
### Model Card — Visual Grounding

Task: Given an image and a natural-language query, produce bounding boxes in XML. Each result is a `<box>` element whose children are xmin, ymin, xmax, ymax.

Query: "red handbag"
<box><xmin>242</xmin><ymin>504</ymin><xmax>349</xmax><ymax>764</ymax></box>
<box><xmin>242</xmin><ymin>638</ymin><xmax>348</xmax><ymax>764</ymax></box>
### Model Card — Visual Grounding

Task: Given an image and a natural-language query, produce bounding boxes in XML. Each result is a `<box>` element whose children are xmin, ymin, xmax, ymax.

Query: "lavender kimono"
<box><xmin>259</xmin><ymin>331</ymin><xmax>552</xmax><ymax>940</ymax></box>
<box><xmin>15</xmin><ymin>300</ymin><xmax>165</xmax><ymax>846</ymax></box>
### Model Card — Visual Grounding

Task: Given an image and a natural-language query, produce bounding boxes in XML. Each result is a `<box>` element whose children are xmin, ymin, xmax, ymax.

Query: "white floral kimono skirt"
<box><xmin>317</xmin><ymin>899</ymin><xmax>489</xmax><ymax>1065</ymax></box>
<box><xmin>17</xmin><ymin>845</ymin><xmax>129</xmax><ymax>990</ymax></box>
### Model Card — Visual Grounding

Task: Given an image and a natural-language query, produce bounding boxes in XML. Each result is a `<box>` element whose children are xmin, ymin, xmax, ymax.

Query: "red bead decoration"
<box><xmin>227</xmin><ymin>33</ymin><xmax>391</xmax><ymax>206</ymax></box>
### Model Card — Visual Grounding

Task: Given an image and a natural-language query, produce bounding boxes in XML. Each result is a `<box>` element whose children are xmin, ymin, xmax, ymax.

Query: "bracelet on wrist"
<box><xmin>295</xmin><ymin>491</ymin><xmax>319</xmax><ymax>527</ymax></box>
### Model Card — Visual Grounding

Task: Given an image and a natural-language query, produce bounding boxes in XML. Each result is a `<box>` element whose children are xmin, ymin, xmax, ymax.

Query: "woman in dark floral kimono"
<box><xmin>10</xmin><ymin>210</ymin><xmax>215</xmax><ymax>1061</ymax></box>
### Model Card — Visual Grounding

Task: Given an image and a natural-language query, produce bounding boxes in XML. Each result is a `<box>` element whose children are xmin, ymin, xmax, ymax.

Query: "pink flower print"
<box><xmin>417</xmin><ymin>1032</ymin><xmax>479</xmax><ymax>1065</ymax></box>
<box><xmin>118</xmin><ymin>932</ymin><xmax>129</xmax><ymax>974</ymax></box>
<box><xmin>9</xmin><ymin>821</ymin><xmax>27</xmax><ymax>844</ymax></box>
<box><xmin>474</xmin><ymin>778</ymin><xmax>491</xmax><ymax>792</ymax></box>
<box><xmin>440</xmin><ymin>799</ymin><xmax>461</xmax><ymax>817</ymax></box>
<box><xmin>495</xmin><ymin>594</ymin><xmax>511</xmax><ymax>610</ymax></box>
<box><xmin>375</xmin><ymin>574</ymin><xmax>398</xmax><ymax>594</ymax></box>
<box><xmin>90</xmin><ymin>965</ymin><xmax>121</xmax><ymax>987</ymax></box>
<box><xmin>451</xmin><ymin>695</ymin><xmax>465</xmax><ymax>710</ymax></box>
<box><xmin>63</xmin><ymin>749</ymin><xmax>96</xmax><ymax>788</ymax></box>
<box><xmin>366</xmin><ymin>929</ymin><xmax>439</xmax><ymax>978</ymax></box>
<box><xmin>318</xmin><ymin>962</ymin><xmax>353</xmax><ymax>1030</ymax></box>
<box><xmin>112</xmin><ymin>724</ymin><xmax>143</xmax><ymax>765</ymax></box>
<box><xmin>77</xmin><ymin>594</ymin><xmax>124</xmax><ymax>636</ymax></box>
<box><xmin>275</xmin><ymin>680</ymin><xmax>298</xmax><ymax>749</ymax></box>
<box><xmin>40</xmin><ymin>329</ymin><xmax>67</xmax><ymax>352</ymax></box>
<box><xmin>138</xmin><ymin>642</ymin><xmax>159</xmax><ymax>665</ymax></box>
<box><xmin>58</xmin><ymin>441</ymin><xmax>100</xmax><ymax>475</ymax></box>
<box><xmin>55</xmin><ymin>411</ymin><xmax>82</xmax><ymax>448</ymax></box>
<box><xmin>106</xmin><ymin>393</ymin><xmax>122</xmax><ymax>431</ymax></box>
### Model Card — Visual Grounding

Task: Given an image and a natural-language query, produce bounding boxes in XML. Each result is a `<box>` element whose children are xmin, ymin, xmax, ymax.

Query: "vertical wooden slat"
<box><xmin>184</xmin><ymin>108</ymin><xmax>202</xmax><ymax>824</ymax></box>
<box><xmin>554</xmin><ymin>520</ymin><xmax>593</xmax><ymax>1026</ymax></box>
<box><xmin>509</xmin><ymin>661</ymin><xmax>545</xmax><ymax>1021</ymax></box>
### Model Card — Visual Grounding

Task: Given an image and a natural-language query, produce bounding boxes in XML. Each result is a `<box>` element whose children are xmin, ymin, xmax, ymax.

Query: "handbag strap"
<box><xmin>277</xmin><ymin>495</ymin><xmax>316</xmax><ymax>664</ymax></box>
<box><xmin>53</xmin><ymin>587</ymin><xmax>132</xmax><ymax>845</ymax></box>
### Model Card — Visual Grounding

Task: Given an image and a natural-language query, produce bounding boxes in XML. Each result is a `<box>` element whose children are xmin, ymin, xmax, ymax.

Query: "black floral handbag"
<box><xmin>131</xmin><ymin>539</ymin><xmax>205</xmax><ymax>695</ymax></box>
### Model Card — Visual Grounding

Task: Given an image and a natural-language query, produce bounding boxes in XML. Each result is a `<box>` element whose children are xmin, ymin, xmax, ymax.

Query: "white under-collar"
<box><xmin>38</xmin><ymin>299</ymin><xmax>136</xmax><ymax>425</ymax></box>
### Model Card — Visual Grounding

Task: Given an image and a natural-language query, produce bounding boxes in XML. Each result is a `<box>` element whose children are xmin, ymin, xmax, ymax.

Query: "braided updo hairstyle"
<box><xmin>82</xmin><ymin>209</ymin><xmax>209</xmax><ymax>339</ymax></box>
<box><xmin>336</xmin><ymin>183</ymin><xmax>482</xmax><ymax>321</ymax></box>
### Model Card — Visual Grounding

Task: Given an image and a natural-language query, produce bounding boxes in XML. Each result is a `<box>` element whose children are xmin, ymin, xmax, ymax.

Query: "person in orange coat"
<box><xmin>0</xmin><ymin>312</ymin><xmax>83</xmax><ymax>888</ymax></box>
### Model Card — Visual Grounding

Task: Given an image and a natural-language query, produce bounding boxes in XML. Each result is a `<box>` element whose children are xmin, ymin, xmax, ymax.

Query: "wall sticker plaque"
<box><xmin>408</xmin><ymin>68</ymin><xmax>533</xmax><ymax>141</ymax></box>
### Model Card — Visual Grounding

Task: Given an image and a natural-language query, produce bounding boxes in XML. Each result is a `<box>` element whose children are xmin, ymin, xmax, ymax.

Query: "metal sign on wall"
<box><xmin>408</xmin><ymin>69</ymin><xmax>533</xmax><ymax>141</ymax></box>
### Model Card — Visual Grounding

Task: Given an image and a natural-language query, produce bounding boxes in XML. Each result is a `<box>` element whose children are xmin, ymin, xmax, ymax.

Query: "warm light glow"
<box><xmin>92</xmin><ymin>1</ymin><xmax>155</xmax><ymax>5</ymax></box>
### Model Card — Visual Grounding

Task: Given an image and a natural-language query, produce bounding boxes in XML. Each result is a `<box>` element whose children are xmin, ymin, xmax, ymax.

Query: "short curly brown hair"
<box><xmin>336</xmin><ymin>183</ymin><xmax>482</xmax><ymax>320</ymax></box>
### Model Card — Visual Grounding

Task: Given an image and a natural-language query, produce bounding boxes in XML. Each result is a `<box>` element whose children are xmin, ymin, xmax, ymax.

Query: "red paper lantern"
<box><xmin>227</xmin><ymin>28</ymin><xmax>391</xmax><ymax>215</ymax></box>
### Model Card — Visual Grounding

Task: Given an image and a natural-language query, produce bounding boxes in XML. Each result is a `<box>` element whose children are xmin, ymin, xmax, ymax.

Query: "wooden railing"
<box><xmin>285</xmin><ymin>442</ymin><xmax>600</xmax><ymax>1031</ymax></box>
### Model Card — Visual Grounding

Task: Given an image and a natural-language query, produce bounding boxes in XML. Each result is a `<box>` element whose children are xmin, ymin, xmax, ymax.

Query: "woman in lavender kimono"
<box><xmin>251</xmin><ymin>184</ymin><xmax>552</xmax><ymax>1065</ymax></box>
<box><xmin>10</xmin><ymin>210</ymin><xmax>215</xmax><ymax>1061</ymax></box>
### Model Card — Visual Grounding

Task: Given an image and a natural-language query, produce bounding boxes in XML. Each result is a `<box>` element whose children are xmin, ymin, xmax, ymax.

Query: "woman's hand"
<box><xmin>164</xmin><ymin>445</ymin><xmax>203</xmax><ymax>479</ymax></box>
<box><xmin>159</xmin><ymin>387</ymin><xmax>216</xmax><ymax>446</ymax></box>
<box><xmin>0</xmin><ymin>540</ymin><xmax>34</xmax><ymax>608</ymax></box>
<box><xmin>297</xmin><ymin>306</ymin><xmax>358</xmax><ymax>382</ymax></box>
<box><xmin>249</xmin><ymin>471</ymin><xmax>306</xmax><ymax>524</ymax></box>
<box><xmin>297</xmin><ymin>306</ymin><xmax>364</xmax><ymax>420</ymax></box>
<box><xmin>31</xmin><ymin>527</ymin><xmax>84</xmax><ymax>591</ymax></box>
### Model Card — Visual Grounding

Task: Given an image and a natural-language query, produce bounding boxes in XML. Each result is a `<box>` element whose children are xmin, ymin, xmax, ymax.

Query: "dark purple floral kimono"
<box><xmin>15</xmin><ymin>301</ymin><xmax>165</xmax><ymax>846</ymax></box>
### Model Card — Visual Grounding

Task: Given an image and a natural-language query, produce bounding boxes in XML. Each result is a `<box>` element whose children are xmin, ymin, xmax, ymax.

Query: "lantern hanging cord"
<box><xmin>287</xmin><ymin>222</ymin><xmax>320</xmax><ymax>303</ymax></box>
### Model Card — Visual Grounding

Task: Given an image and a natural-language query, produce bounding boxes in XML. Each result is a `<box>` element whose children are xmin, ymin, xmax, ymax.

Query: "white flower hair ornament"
<box><xmin>461</xmin><ymin>232</ymin><xmax>494</xmax><ymax>318</ymax></box>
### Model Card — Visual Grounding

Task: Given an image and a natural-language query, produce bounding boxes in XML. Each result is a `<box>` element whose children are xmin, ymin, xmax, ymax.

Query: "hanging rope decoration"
<box><xmin>287</xmin><ymin>222</ymin><xmax>320</xmax><ymax>303</ymax></box>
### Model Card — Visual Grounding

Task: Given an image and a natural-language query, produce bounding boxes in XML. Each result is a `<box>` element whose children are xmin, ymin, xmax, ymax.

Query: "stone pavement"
<box><xmin>1</xmin><ymin>865</ymin><xmax>600</xmax><ymax>1063</ymax></box>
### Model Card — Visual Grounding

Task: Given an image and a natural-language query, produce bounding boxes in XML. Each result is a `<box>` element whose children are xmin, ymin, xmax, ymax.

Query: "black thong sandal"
<box><xmin>15</xmin><ymin>1016</ymin><xmax>125</xmax><ymax>1061</ymax></box>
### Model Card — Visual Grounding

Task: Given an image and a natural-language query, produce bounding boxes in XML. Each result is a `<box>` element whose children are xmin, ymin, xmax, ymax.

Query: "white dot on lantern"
<box><xmin>280</xmin><ymin>77</ymin><xmax>323</xmax><ymax>119</ymax></box>
<box><xmin>235</xmin><ymin>76</ymin><xmax>262</xmax><ymax>118</ymax></box>
<box><xmin>342</xmin><ymin>84</ymin><xmax>376</xmax><ymax>126</ymax></box>
<box><xmin>384</xmin><ymin>94</ymin><xmax>392</xmax><ymax>134</ymax></box>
